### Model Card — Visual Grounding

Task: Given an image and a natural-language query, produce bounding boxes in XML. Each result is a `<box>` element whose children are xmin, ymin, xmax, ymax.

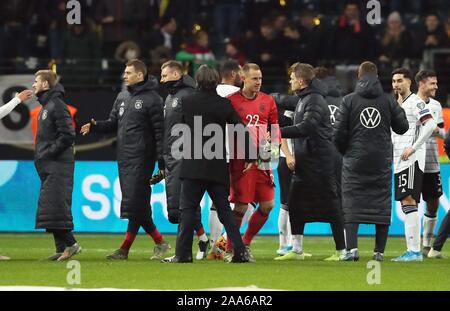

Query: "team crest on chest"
<box><xmin>259</xmin><ymin>103</ymin><xmax>267</xmax><ymax>113</ymax></box>
<box><xmin>417</xmin><ymin>102</ymin><xmax>425</xmax><ymax>110</ymax></box>
<box><xmin>172</xmin><ymin>98</ymin><xmax>179</xmax><ymax>108</ymax></box>
<box><xmin>135</xmin><ymin>100</ymin><xmax>143</xmax><ymax>110</ymax></box>
<box><xmin>41</xmin><ymin>110</ymin><xmax>48</xmax><ymax>120</ymax></box>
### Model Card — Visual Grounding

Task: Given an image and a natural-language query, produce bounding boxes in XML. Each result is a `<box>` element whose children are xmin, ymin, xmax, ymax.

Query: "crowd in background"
<box><xmin>1</xmin><ymin>0</ymin><xmax>449</xmax><ymax>101</ymax></box>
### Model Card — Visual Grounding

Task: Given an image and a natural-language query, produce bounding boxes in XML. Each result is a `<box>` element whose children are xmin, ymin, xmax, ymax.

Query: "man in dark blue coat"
<box><xmin>81</xmin><ymin>60</ymin><xmax>170</xmax><ymax>260</ymax></box>
<box><xmin>158</xmin><ymin>60</ymin><xmax>209</xmax><ymax>260</ymax></box>
<box><xmin>276</xmin><ymin>63</ymin><xmax>346</xmax><ymax>261</ymax></box>
<box><xmin>334</xmin><ymin>62</ymin><xmax>408</xmax><ymax>261</ymax></box>
<box><xmin>272</xmin><ymin>66</ymin><xmax>348</xmax><ymax>261</ymax></box>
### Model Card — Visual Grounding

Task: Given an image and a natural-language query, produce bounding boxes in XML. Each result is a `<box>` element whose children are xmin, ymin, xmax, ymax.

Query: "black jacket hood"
<box><xmin>37</xmin><ymin>83</ymin><xmax>65</xmax><ymax>106</ymax></box>
<box><xmin>128</xmin><ymin>75</ymin><xmax>160</xmax><ymax>95</ymax></box>
<box><xmin>297</xmin><ymin>78</ymin><xmax>326</xmax><ymax>98</ymax></box>
<box><xmin>355</xmin><ymin>74</ymin><xmax>384</xmax><ymax>99</ymax></box>
<box><xmin>322</xmin><ymin>76</ymin><xmax>343</xmax><ymax>98</ymax></box>
<box><xmin>163</xmin><ymin>75</ymin><xmax>196</xmax><ymax>95</ymax></box>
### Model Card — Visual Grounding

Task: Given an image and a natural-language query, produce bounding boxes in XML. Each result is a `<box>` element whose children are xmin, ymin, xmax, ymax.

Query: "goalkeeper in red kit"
<box><xmin>225</xmin><ymin>63</ymin><xmax>280</xmax><ymax>262</ymax></box>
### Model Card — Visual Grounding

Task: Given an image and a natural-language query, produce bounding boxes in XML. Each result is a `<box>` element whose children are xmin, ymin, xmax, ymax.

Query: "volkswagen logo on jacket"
<box><xmin>360</xmin><ymin>107</ymin><xmax>381</xmax><ymax>128</ymax></box>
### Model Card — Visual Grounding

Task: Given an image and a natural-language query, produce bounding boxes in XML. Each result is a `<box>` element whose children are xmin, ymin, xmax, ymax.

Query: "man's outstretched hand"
<box><xmin>80</xmin><ymin>119</ymin><xmax>96</xmax><ymax>136</ymax></box>
<box><xmin>16</xmin><ymin>90</ymin><xmax>33</xmax><ymax>102</ymax></box>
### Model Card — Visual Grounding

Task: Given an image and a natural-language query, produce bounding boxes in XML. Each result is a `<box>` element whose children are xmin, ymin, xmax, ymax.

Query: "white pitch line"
<box><xmin>0</xmin><ymin>285</ymin><xmax>281</xmax><ymax>291</ymax></box>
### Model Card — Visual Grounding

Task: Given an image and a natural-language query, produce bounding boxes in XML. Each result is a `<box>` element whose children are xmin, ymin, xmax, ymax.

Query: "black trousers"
<box><xmin>175</xmin><ymin>178</ymin><xmax>245</xmax><ymax>260</ymax></box>
<box><xmin>294</xmin><ymin>221</ymin><xmax>346</xmax><ymax>251</ymax></box>
<box><xmin>345</xmin><ymin>223</ymin><xmax>389</xmax><ymax>253</ymax></box>
<box><xmin>433</xmin><ymin>209</ymin><xmax>450</xmax><ymax>252</ymax></box>
<box><xmin>126</xmin><ymin>218</ymin><xmax>156</xmax><ymax>234</ymax></box>
<box><xmin>47</xmin><ymin>229</ymin><xmax>77</xmax><ymax>252</ymax></box>
<box><xmin>278</xmin><ymin>157</ymin><xmax>293</xmax><ymax>206</ymax></box>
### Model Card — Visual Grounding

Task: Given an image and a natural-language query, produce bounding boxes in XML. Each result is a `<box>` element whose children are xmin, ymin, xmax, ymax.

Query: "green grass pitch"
<box><xmin>0</xmin><ymin>234</ymin><xmax>449</xmax><ymax>291</ymax></box>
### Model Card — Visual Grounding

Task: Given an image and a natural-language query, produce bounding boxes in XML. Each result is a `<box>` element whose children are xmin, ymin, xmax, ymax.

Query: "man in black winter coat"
<box><xmin>162</xmin><ymin>65</ymin><xmax>251</xmax><ymax>263</ymax></box>
<box><xmin>32</xmin><ymin>70</ymin><xmax>80</xmax><ymax>262</ymax></box>
<box><xmin>276</xmin><ymin>63</ymin><xmax>346</xmax><ymax>261</ymax></box>
<box><xmin>81</xmin><ymin>60</ymin><xmax>170</xmax><ymax>261</ymax></box>
<box><xmin>334</xmin><ymin>61</ymin><xmax>409</xmax><ymax>261</ymax></box>
<box><xmin>157</xmin><ymin>60</ymin><xmax>209</xmax><ymax>260</ymax></box>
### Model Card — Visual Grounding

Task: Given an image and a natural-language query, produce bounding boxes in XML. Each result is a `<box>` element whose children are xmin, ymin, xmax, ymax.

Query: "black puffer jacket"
<box><xmin>162</xmin><ymin>75</ymin><xmax>196</xmax><ymax>223</ymax></box>
<box><xmin>273</xmin><ymin>76</ymin><xmax>343</xmax><ymax>129</ymax></box>
<box><xmin>35</xmin><ymin>84</ymin><xmax>75</xmax><ymax>162</ymax></box>
<box><xmin>274</xmin><ymin>78</ymin><xmax>344</xmax><ymax>204</ymax></box>
<box><xmin>321</xmin><ymin>76</ymin><xmax>343</xmax><ymax>128</ymax></box>
<box><xmin>34</xmin><ymin>84</ymin><xmax>75</xmax><ymax>230</ymax></box>
<box><xmin>271</xmin><ymin>93</ymin><xmax>297</xmax><ymax>128</ymax></box>
<box><xmin>334</xmin><ymin>74</ymin><xmax>408</xmax><ymax>224</ymax></box>
<box><xmin>271</xmin><ymin>93</ymin><xmax>298</xmax><ymax>112</ymax></box>
<box><xmin>162</xmin><ymin>75</ymin><xmax>196</xmax><ymax>160</ymax></box>
<box><xmin>93</xmin><ymin>76</ymin><xmax>164</xmax><ymax>220</ymax></box>
<box><xmin>281</xmin><ymin>79</ymin><xmax>341</xmax><ymax>223</ymax></box>
<box><xmin>315</xmin><ymin>76</ymin><xmax>344</xmax><ymax>200</ymax></box>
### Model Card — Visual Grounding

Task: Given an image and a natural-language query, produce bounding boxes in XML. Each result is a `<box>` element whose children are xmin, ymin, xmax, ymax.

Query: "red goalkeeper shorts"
<box><xmin>229</xmin><ymin>160</ymin><xmax>275</xmax><ymax>204</ymax></box>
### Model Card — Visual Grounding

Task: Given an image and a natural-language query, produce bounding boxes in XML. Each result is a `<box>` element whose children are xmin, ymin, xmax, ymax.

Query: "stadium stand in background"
<box><xmin>0</xmin><ymin>1</ymin><xmax>449</xmax><ymax>100</ymax></box>
<box><xmin>1</xmin><ymin>0</ymin><xmax>450</xmax><ymax>161</ymax></box>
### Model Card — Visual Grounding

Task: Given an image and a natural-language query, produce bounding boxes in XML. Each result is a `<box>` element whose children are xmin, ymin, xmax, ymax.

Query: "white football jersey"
<box><xmin>392</xmin><ymin>93</ymin><xmax>433</xmax><ymax>174</ymax></box>
<box><xmin>424</xmin><ymin>98</ymin><xmax>444</xmax><ymax>173</ymax></box>
<box><xmin>217</xmin><ymin>84</ymin><xmax>240</xmax><ymax>162</ymax></box>
<box><xmin>216</xmin><ymin>84</ymin><xmax>240</xmax><ymax>98</ymax></box>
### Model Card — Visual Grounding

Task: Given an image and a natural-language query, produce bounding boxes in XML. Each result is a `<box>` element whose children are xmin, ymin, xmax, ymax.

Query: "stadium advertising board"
<box><xmin>0</xmin><ymin>160</ymin><xmax>448</xmax><ymax>235</ymax></box>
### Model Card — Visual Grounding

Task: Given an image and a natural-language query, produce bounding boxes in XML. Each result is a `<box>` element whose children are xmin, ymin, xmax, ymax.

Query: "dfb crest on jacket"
<box><xmin>135</xmin><ymin>100</ymin><xmax>143</xmax><ymax>110</ymax></box>
<box><xmin>171</xmin><ymin>97</ymin><xmax>179</xmax><ymax>108</ymax></box>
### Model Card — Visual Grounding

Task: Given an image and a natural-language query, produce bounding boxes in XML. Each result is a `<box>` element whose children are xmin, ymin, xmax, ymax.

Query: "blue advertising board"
<box><xmin>0</xmin><ymin>160</ymin><xmax>448</xmax><ymax>235</ymax></box>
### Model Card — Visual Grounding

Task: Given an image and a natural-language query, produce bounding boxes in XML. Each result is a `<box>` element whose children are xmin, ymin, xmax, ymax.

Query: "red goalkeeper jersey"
<box><xmin>228</xmin><ymin>91</ymin><xmax>279</xmax><ymax>164</ymax></box>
